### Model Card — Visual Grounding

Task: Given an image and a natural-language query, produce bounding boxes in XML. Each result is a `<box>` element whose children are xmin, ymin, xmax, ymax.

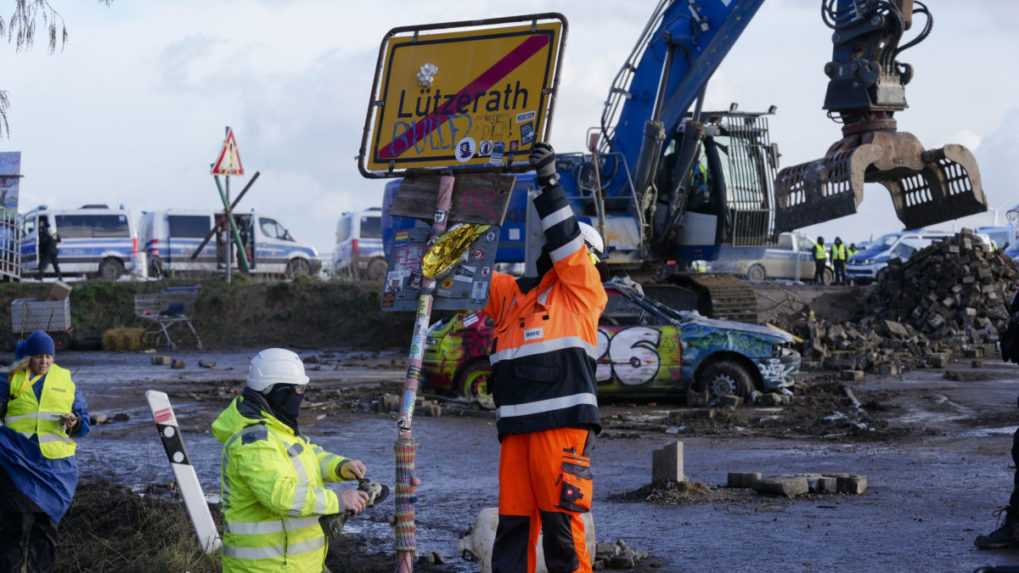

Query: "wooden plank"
<box><xmin>390</xmin><ymin>173</ymin><xmax>515</xmax><ymax>226</ymax></box>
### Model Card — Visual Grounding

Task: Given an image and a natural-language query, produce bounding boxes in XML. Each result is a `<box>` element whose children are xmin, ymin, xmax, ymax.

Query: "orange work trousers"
<box><xmin>493</xmin><ymin>427</ymin><xmax>593</xmax><ymax>573</ymax></box>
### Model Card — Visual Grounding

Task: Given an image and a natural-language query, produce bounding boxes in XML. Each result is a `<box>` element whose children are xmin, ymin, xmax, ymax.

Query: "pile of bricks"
<box><xmin>870</xmin><ymin>228</ymin><xmax>1018</xmax><ymax>343</ymax></box>
<box><xmin>727</xmin><ymin>471</ymin><xmax>868</xmax><ymax>498</ymax></box>
<box><xmin>796</xmin><ymin>230</ymin><xmax>1018</xmax><ymax>374</ymax></box>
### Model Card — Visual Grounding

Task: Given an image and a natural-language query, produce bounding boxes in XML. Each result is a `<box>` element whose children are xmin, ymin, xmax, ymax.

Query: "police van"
<box><xmin>334</xmin><ymin>207</ymin><xmax>386</xmax><ymax>280</ymax></box>
<box><xmin>139</xmin><ymin>210</ymin><xmax>320</xmax><ymax>278</ymax></box>
<box><xmin>20</xmin><ymin>205</ymin><xmax>139</xmax><ymax>280</ymax></box>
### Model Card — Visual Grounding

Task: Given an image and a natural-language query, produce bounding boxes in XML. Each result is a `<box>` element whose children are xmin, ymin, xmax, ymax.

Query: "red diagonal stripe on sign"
<box><xmin>377</xmin><ymin>34</ymin><xmax>550</xmax><ymax>161</ymax></box>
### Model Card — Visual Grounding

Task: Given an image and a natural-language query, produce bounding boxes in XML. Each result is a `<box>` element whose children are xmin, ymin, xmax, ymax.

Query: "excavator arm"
<box><xmin>774</xmin><ymin>0</ymin><xmax>986</xmax><ymax>232</ymax></box>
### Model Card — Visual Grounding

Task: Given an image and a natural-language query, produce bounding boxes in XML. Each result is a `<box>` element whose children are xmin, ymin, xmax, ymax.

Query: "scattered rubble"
<box><xmin>786</xmin><ymin>230</ymin><xmax>1018</xmax><ymax>374</ymax></box>
<box><xmin>594</xmin><ymin>539</ymin><xmax>652</xmax><ymax>570</ymax></box>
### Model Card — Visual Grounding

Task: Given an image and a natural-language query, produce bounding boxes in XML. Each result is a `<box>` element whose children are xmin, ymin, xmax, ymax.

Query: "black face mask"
<box><xmin>265</xmin><ymin>384</ymin><xmax>304</xmax><ymax>432</ymax></box>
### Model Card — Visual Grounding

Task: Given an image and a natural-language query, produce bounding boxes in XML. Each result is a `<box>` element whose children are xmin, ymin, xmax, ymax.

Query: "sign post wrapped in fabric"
<box><xmin>358</xmin><ymin>14</ymin><xmax>566</xmax><ymax>572</ymax></box>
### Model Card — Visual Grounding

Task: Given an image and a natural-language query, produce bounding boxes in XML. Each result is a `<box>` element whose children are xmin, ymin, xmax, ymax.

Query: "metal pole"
<box><xmin>394</xmin><ymin>174</ymin><xmax>454</xmax><ymax>573</ymax></box>
<box><xmin>225</xmin><ymin>174</ymin><xmax>232</xmax><ymax>284</ymax></box>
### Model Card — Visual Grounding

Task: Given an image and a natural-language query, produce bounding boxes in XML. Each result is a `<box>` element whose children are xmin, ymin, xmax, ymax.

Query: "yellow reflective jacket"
<box><xmin>831</xmin><ymin>244</ymin><xmax>847</xmax><ymax>261</ymax></box>
<box><xmin>814</xmin><ymin>244</ymin><xmax>828</xmax><ymax>261</ymax></box>
<box><xmin>212</xmin><ymin>394</ymin><xmax>351</xmax><ymax>573</ymax></box>
<box><xmin>6</xmin><ymin>365</ymin><xmax>77</xmax><ymax>459</ymax></box>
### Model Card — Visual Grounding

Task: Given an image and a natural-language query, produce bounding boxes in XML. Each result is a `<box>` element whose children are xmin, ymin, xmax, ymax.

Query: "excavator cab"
<box><xmin>774</xmin><ymin>0</ymin><xmax>986</xmax><ymax>233</ymax></box>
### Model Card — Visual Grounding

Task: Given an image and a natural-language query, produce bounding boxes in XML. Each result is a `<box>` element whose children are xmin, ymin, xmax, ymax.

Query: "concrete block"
<box><xmin>815</xmin><ymin>477</ymin><xmax>839</xmax><ymax>494</ymax></box>
<box><xmin>727</xmin><ymin>472</ymin><xmax>761</xmax><ymax>489</ymax></box>
<box><xmin>752</xmin><ymin>476</ymin><xmax>809</xmax><ymax>498</ymax></box>
<box><xmin>652</xmin><ymin>441</ymin><xmax>684</xmax><ymax>484</ymax></box>
<box><xmin>151</xmin><ymin>355</ymin><xmax>172</xmax><ymax>366</ymax></box>
<box><xmin>837</xmin><ymin>474</ymin><xmax>868</xmax><ymax>495</ymax></box>
<box><xmin>198</xmin><ymin>360</ymin><xmax>217</xmax><ymax>369</ymax></box>
<box><xmin>171</xmin><ymin>359</ymin><xmax>186</xmax><ymax>369</ymax></box>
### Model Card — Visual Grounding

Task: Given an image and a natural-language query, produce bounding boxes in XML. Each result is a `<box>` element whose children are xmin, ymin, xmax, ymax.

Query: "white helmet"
<box><xmin>578</xmin><ymin>222</ymin><xmax>605</xmax><ymax>259</ymax></box>
<box><xmin>246</xmin><ymin>348</ymin><xmax>309</xmax><ymax>393</ymax></box>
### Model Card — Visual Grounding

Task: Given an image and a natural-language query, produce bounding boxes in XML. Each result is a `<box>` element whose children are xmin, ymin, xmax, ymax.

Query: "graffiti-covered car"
<box><xmin>421</xmin><ymin>278</ymin><xmax>800</xmax><ymax>406</ymax></box>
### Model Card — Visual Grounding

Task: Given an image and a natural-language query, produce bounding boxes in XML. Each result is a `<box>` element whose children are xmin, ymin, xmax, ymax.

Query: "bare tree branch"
<box><xmin>1</xmin><ymin>0</ymin><xmax>111</xmax><ymax>137</ymax></box>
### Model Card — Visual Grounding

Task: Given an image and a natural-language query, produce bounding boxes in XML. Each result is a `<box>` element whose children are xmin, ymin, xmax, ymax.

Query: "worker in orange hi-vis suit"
<box><xmin>483</xmin><ymin>142</ymin><xmax>607</xmax><ymax>573</ymax></box>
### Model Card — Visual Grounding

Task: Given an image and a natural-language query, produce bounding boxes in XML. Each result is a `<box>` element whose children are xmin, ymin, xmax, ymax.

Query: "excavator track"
<box><xmin>643</xmin><ymin>273</ymin><xmax>759</xmax><ymax>324</ymax></box>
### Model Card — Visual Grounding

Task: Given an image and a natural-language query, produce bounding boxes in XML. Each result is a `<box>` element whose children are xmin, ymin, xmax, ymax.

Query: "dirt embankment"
<box><xmin>58</xmin><ymin>481</ymin><xmax>452</xmax><ymax>573</ymax></box>
<box><xmin>0</xmin><ymin>278</ymin><xmax>414</xmax><ymax>351</ymax></box>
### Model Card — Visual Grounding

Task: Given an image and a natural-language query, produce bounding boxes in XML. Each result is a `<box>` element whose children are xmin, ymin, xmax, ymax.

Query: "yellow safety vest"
<box><xmin>6</xmin><ymin>365</ymin><xmax>77</xmax><ymax>459</ymax></box>
<box><xmin>213</xmin><ymin>397</ymin><xmax>350</xmax><ymax>573</ymax></box>
<box><xmin>814</xmin><ymin>244</ymin><xmax>828</xmax><ymax>261</ymax></box>
<box><xmin>831</xmin><ymin>244</ymin><xmax>847</xmax><ymax>261</ymax></box>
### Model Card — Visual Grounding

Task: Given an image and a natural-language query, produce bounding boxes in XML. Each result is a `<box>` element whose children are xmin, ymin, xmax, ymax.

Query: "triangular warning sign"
<box><xmin>212</xmin><ymin>128</ymin><xmax>244</xmax><ymax>176</ymax></box>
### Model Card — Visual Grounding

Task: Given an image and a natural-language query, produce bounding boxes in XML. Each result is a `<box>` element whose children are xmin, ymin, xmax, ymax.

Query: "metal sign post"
<box><xmin>208</xmin><ymin>127</ymin><xmax>251</xmax><ymax>282</ymax></box>
<box><xmin>357</xmin><ymin>15</ymin><xmax>568</xmax><ymax>572</ymax></box>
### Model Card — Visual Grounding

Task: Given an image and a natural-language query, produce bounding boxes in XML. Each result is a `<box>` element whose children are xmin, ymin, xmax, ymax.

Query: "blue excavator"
<box><xmin>382</xmin><ymin>0</ymin><xmax>985</xmax><ymax>322</ymax></box>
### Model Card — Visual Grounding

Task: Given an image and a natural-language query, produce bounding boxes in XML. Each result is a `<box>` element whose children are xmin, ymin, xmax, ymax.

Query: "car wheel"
<box><xmin>365</xmin><ymin>258</ymin><xmax>388</xmax><ymax>281</ymax></box>
<box><xmin>99</xmin><ymin>257</ymin><xmax>124</xmax><ymax>281</ymax></box>
<box><xmin>456</xmin><ymin>359</ymin><xmax>495</xmax><ymax>410</ymax></box>
<box><xmin>286</xmin><ymin>258</ymin><xmax>311</xmax><ymax>279</ymax></box>
<box><xmin>746</xmin><ymin>264</ymin><xmax>767</xmax><ymax>282</ymax></box>
<box><xmin>697</xmin><ymin>360</ymin><xmax>755</xmax><ymax>400</ymax></box>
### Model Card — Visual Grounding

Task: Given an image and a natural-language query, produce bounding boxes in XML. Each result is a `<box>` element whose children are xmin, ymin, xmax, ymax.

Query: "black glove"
<box><xmin>529</xmin><ymin>143</ymin><xmax>558</xmax><ymax>188</ymax></box>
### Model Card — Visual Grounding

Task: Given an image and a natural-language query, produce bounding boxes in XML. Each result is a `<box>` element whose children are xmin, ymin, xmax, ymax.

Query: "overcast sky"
<box><xmin>2</xmin><ymin>0</ymin><xmax>1017</xmax><ymax>255</ymax></box>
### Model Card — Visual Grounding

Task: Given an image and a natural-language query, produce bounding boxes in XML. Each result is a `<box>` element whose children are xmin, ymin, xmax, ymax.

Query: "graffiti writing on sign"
<box><xmin>595</xmin><ymin>327</ymin><xmax>662</xmax><ymax>386</ymax></box>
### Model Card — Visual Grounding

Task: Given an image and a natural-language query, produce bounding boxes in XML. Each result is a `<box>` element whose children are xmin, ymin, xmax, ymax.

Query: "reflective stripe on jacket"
<box><xmin>814</xmin><ymin>244</ymin><xmax>828</xmax><ymax>261</ymax></box>
<box><xmin>483</xmin><ymin>183</ymin><xmax>607</xmax><ymax>438</ymax></box>
<box><xmin>212</xmin><ymin>395</ymin><xmax>349</xmax><ymax>573</ymax></box>
<box><xmin>831</xmin><ymin>244</ymin><xmax>847</xmax><ymax>261</ymax></box>
<box><xmin>6</xmin><ymin>365</ymin><xmax>77</xmax><ymax>459</ymax></box>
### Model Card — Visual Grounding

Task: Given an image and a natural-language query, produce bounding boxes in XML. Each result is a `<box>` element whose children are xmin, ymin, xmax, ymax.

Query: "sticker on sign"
<box><xmin>359</xmin><ymin>14</ymin><xmax>566</xmax><ymax>177</ymax></box>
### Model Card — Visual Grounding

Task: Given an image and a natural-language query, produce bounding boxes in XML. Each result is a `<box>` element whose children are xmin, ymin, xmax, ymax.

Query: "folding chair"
<box><xmin>134</xmin><ymin>285</ymin><xmax>203</xmax><ymax>350</ymax></box>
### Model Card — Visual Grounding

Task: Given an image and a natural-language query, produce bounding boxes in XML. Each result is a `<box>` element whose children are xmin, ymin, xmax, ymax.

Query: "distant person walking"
<box><xmin>37</xmin><ymin>219</ymin><xmax>61</xmax><ymax>281</ymax></box>
<box><xmin>813</xmin><ymin>236</ymin><xmax>828</xmax><ymax>285</ymax></box>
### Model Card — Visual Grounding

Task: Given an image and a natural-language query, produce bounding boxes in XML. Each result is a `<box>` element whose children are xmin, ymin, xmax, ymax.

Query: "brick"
<box><xmin>752</xmin><ymin>477</ymin><xmax>809</xmax><ymax>498</ymax></box>
<box><xmin>686</xmin><ymin>388</ymin><xmax>709</xmax><ymax>408</ymax></box>
<box><xmin>727</xmin><ymin>472</ymin><xmax>761</xmax><ymax>489</ymax></box>
<box><xmin>151</xmin><ymin>355</ymin><xmax>171</xmax><ymax>366</ymax></box>
<box><xmin>717</xmin><ymin>394</ymin><xmax>742</xmax><ymax>409</ymax></box>
<box><xmin>836</xmin><ymin>474</ymin><xmax>868</xmax><ymax>495</ymax></box>
<box><xmin>171</xmin><ymin>359</ymin><xmax>186</xmax><ymax>369</ymax></box>
<box><xmin>815</xmin><ymin>476</ymin><xmax>839</xmax><ymax>494</ymax></box>
<box><xmin>652</xmin><ymin>441</ymin><xmax>684</xmax><ymax>484</ymax></box>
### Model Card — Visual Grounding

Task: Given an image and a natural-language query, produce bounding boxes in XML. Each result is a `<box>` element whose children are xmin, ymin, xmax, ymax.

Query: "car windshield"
<box><xmin>855</xmin><ymin>233</ymin><xmax>899</xmax><ymax>259</ymax></box>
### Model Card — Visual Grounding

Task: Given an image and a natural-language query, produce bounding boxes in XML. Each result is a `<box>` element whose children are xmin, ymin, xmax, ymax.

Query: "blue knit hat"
<box><xmin>14</xmin><ymin>340</ymin><xmax>25</xmax><ymax>360</ymax></box>
<box><xmin>23</xmin><ymin>331</ymin><xmax>55</xmax><ymax>357</ymax></box>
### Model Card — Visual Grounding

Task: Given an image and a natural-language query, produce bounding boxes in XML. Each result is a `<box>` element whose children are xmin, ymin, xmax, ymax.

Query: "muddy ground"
<box><xmin>40</xmin><ymin>348</ymin><xmax>1018</xmax><ymax>572</ymax></box>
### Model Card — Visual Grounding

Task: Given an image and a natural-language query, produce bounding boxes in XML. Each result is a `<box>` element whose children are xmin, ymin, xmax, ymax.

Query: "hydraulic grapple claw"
<box><xmin>774</xmin><ymin>131</ymin><xmax>987</xmax><ymax>233</ymax></box>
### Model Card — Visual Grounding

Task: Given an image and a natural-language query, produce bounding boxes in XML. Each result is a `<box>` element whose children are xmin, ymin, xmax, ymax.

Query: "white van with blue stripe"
<box><xmin>20</xmin><ymin>205</ymin><xmax>138</xmax><ymax>280</ymax></box>
<box><xmin>139</xmin><ymin>210</ymin><xmax>320</xmax><ymax>278</ymax></box>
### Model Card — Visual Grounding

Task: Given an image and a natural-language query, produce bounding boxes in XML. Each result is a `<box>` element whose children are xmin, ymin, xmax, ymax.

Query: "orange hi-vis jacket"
<box><xmin>483</xmin><ymin>183</ymin><xmax>607</xmax><ymax>439</ymax></box>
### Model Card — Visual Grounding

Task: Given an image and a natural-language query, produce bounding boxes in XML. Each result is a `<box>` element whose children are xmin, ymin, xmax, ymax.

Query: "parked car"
<box><xmin>139</xmin><ymin>209</ymin><xmax>320</xmax><ymax>278</ymax></box>
<box><xmin>1005</xmin><ymin>242</ymin><xmax>1019</xmax><ymax>263</ymax></box>
<box><xmin>20</xmin><ymin>204</ymin><xmax>139</xmax><ymax>280</ymax></box>
<box><xmin>975</xmin><ymin>226</ymin><xmax>1012</xmax><ymax>250</ymax></box>
<box><xmin>334</xmin><ymin>207</ymin><xmax>387</xmax><ymax>280</ymax></box>
<box><xmin>847</xmin><ymin>229</ymin><xmax>952</xmax><ymax>284</ymax></box>
<box><xmin>705</xmin><ymin>232</ymin><xmax>832</xmax><ymax>283</ymax></box>
<box><xmin>421</xmin><ymin>278</ymin><xmax>800</xmax><ymax>407</ymax></box>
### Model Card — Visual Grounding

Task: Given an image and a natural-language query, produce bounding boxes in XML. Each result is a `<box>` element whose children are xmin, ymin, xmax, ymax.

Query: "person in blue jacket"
<box><xmin>0</xmin><ymin>331</ymin><xmax>89</xmax><ymax>572</ymax></box>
